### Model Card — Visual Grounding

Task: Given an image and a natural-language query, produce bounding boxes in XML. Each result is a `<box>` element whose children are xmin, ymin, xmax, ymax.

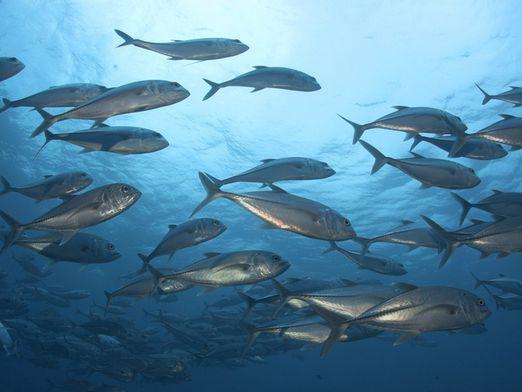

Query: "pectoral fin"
<box><xmin>394</xmin><ymin>331</ymin><xmax>420</xmax><ymax>346</ymax></box>
<box><xmin>59</xmin><ymin>230</ymin><xmax>79</xmax><ymax>246</ymax></box>
<box><xmin>251</xmin><ymin>87</ymin><xmax>265</xmax><ymax>93</ymax></box>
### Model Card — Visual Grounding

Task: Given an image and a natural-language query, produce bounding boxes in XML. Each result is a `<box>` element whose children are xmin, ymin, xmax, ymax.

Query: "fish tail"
<box><xmin>475</xmin><ymin>83</ymin><xmax>492</xmax><ymax>105</ymax></box>
<box><xmin>322</xmin><ymin>241</ymin><xmax>340</xmax><ymax>254</ymax></box>
<box><xmin>451</xmin><ymin>192</ymin><xmax>472</xmax><ymax>226</ymax></box>
<box><xmin>238</xmin><ymin>292</ymin><xmax>257</xmax><ymax>320</ymax></box>
<box><xmin>470</xmin><ymin>272</ymin><xmax>483</xmax><ymax>289</ymax></box>
<box><xmin>241</xmin><ymin>322</ymin><xmax>261</xmax><ymax>357</ymax></box>
<box><xmin>337</xmin><ymin>114</ymin><xmax>366</xmax><ymax>144</ymax></box>
<box><xmin>0</xmin><ymin>175</ymin><xmax>11</xmax><ymax>196</ymax></box>
<box><xmin>410</xmin><ymin>134</ymin><xmax>424</xmax><ymax>151</ymax></box>
<box><xmin>271</xmin><ymin>279</ymin><xmax>292</xmax><ymax>318</ymax></box>
<box><xmin>420</xmin><ymin>215</ymin><xmax>460</xmax><ymax>268</ymax></box>
<box><xmin>0</xmin><ymin>98</ymin><xmax>12</xmax><ymax>113</ymax></box>
<box><xmin>190</xmin><ymin>172</ymin><xmax>225</xmax><ymax>217</ymax></box>
<box><xmin>0</xmin><ymin>210</ymin><xmax>25</xmax><ymax>252</ymax></box>
<box><xmin>103</xmin><ymin>291</ymin><xmax>112</xmax><ymax>307</ymax></box>
<box><xmin>31</xmin><ymin>108</ymin><xmax>57</xmax><ymax>138</ymax></box>
<box><xmin>137</xmin><ymin>253</ymin><xmax>150</xmax><ymax>273</ymax></box>
<box><xmin>202</xmin><ymin>79</ymin><xmax>221</xmax><ymax>101</ymax></box>
<box><xmin>358</xmin><ymin>140</ymin><xmax>389</xmax><ymax>174</ymax></box>
<box><xmin>33</xmin><ymin>128</ymin><xmax>56</xmax><ymax>159</ymax></box>
<box><xmin>114</xmin><ymin>29</ymin><xmax>137</xmax><ymax>47</ymax></box>
<box><xmin>448</xmin><ymin>133</ymin><xmax>469</xmax><ymax>157</ymax></box>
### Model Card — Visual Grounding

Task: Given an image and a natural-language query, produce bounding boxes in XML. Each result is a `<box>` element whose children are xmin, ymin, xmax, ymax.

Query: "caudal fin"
<box><xmin>337</xmin><ymin>114</ymin><xmax>366</xmax><ymax>144</ymax></box>
<box><xmin>410</xmin><ymin>134</ymin><xmax>424</xmax><ymax>151</ymax></box>
<box><xmin>470</xmin><ymin>272</ymin><xmax>483</xmax><ymax>289</ymax></box>
<box><xmin>451</xmin><ymin>192</ymin><xmax>472</xmax><ymax>226</ymax></box>
<box><xmin>0</xmin><ymin>210</ymin><xmax>25</xmax><ymax>252</ymax></box>
<box><xmin>421</xmin><ymin>215</ymin><xmax>460</xmax><ymax>268</ymax></box>
<box><xmin>202</xmin><ymin>79</ymin><xmax>221</xmax><ymax>101</ymax></box>
<box><xmin>322</xmin><ymin>241</ymin><xmax>340</xmax><ymax>254</ymax></box>
<box><xmin>190</xmin><ymin>172</ymin><xmax>225</xmax><ymax>217</ymax></box>
<box><xmin>33</xmin><ymin>129</ymin><xmax>56</xmax><ymax>159</ymax></box>
<box><xmin>31</xmin><ymin>108</ymin><xmax>56</xmax><ymax>138</ymax></box>
<box><xmin>238</xmin><ymin>292</ymin><xmax>257</xmax><ymax>320</ymax></box>
<box><xmin>448</xmin><ymin>134</ymin><xmax>469</xmax><ymax>157</ymax></box>
<box><xmin>0</xmin><ymin>98</ymin><xmax>12</xmax><ymax>113</ymax></box>
<box><xmin>0</xmin><ymin>176</ymin><xmax>11</xmax><ymax>196</ymax></box>
<box><xmin>475</xmin><ymin>83</ymin><xmax>492</xmax><ymax>105</ymax></box>
<box><xmin>271</xmin><ymin>279</ymin><xmax>292</xmax><ymax>318</ymax></box>
<box><xmin>241</xmin><ymin>322</ymin><xmax>262</xmax><ymax>357</ymax></box>
<box><xmin>136</xmin><ymin>253</ymin><xmax>150</xmax><ymax>274</ymax></box>
<box><xmin>358</xmin><ymin>140</ymin><xmax>388</xmax><ymax>174</ymax></box>
<box><xmin>114</xmin><ymin>29</ymin><xmax>137</xmax><ymax>47</ymax></box>
<box><xmin>104</xmin><ymin>291</ymin><xmax>112</xmax><ymax>307</ymax></box>
<box><xmin>353</xmin><ymin>236</ymin><xmax>371</xmax><ymax>256</ymax></box>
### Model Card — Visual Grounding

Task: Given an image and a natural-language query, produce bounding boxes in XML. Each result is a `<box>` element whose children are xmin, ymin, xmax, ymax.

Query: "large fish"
<box><xmin>0</xmin><ymin>83</ymin><xmax>109</xmax><ymax>113</ymax></box>
<box><xmin>475</xmin><ymin>83</ymin><xmax>522</xmax><ymax>107</ymax></box>
<box><xmin>138</xmin><ymin>218</ymin><xmax>226</xmax><ymax>265</ymax></box>
<box><xmin>0</xmin><ymin>172</ymin><xmax>92</xmax><ymax>201</ymax></box>
<box><xmin>36</xmin><ymin>126</ymin><xmax>169</xmax><ymax>157</ymax></box>
<box><xmin>450</xmin><ymin>114</ymin><xmax>522</xmax><ymax>156</ymax></box>
<box><xmin>0</xmin><ymin>57</ymin><xmax>25</xmax><ymax>81</ymax></box>
<box><xmin>324</xmin><ymin>241</ymin><xmax>407</xmax><ymax>275</ymax></box>
<box><xmin>31</xmin><ymin>80</ymin><xmax>190</xmax><ymax>137</ymax></box>
<box><xmin>207</xmin><ymin>157</ymin><xmax>335</xmax><ymax>187</ymax></box>
<box><xmin>410</xmin><ymin>134</ymin><xmax>507</xmax><ymax>160</ymax></box>
<box><xmin>360</xmin><ymin>140</ymin><xmax>480</xmax><ymax>189</ymax></box>
<box><xmin>155</xmin><ymin>250</ymin><xmax>290</xmax><ymax>287</ymax></box>
<box><xmin>0</xmin><ymin>183</ymin><xmax>141</xmax><ymax>251</ymax></box>
<box><xmin>202</xmin><ymin>66</ymin><xmax>321</xmax><ymax>100</ymax></box>
<box><xmin>320</xmin><ymin>286</ymin><xmax>490</xmax><ymax>355</ymax></box>
<box><xmin>191</xmin><ymin>172</ymin><xmax>355</xmax><ymax>242</ymax></box>
<box><xmin>14</xmin><ymin>232</ymin><xmax>121</xmax><ymax>264</ymax></box>
<box><xmin>338</xmin><ymin>106</ymin><xmax>467</xmax><ymax>144</ymax></box>
<box><xmin>115</xmin><ymin>29</ymin><xmax>249</xmax><ymax>61</ymax></box>
<box><xmin>452</xmin><ymin>190</ymin><xmax>522</xmax><ymax>225</ymax></box>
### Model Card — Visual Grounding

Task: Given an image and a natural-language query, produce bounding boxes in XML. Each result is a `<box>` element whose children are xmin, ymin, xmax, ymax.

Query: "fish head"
<box><xmin>92</xmin><ymin>236</ymin><xmax>121</xmax><ymax>261</ymax></box>
<box><xmin>307</xmin><ymin>159</ymin><xmax>336</xmax><ymax>178</ymax></box>
<box><xmin>4</xmin><ymin>57</ymin><xmax>25</xmax><ymax>75</ymax></box>
<box><xmin>251</xmin><ymin>251</ymin><xmax>290</xmax><ymax>279</ymax></box>
<box><xmin>196</xmin><ymin>218</ymin><xmax>227</xmax><ymax>239</ymax></box>
<box><xmin>295</xmin><ymin>72</ymin><xmax>321</xmax><ymax>91</ymax></box>
<box><xmin>141</xmin><ymin>129</ymin><xmax>170</xmax><ymax>152</ymax></box>
<box><xmin>459</xmin><ymin>290</ymin><xmax>491</xmax><ymax>325</ymax></box>
<box><xmin>389</xmin><ymin>262</ymin><xmax>408</xmax><ymax>275</ymax></box>
<box><xmin>323</xmin><ymin>210</ymin><xmax>356</xmax><ymax>240</ymax></box>
<box><xmin>227</xmin><ymin>39</ymin><xmax>250</xmax><ymax>55</ymax></box>
<box><xmin>104</xmin><ymin>183</ymin><xmax>142</xmax><ymax>213</ymax></box>
<box><xmin>68</xmin><ymin>171</ymin><xmax>94</xmax><ymax>192</ymax></box>
<box><xmin>460</xmin><ymin>166</ymin><xmax>481</xmax><ymax>188</ymax></box>
<box><xmin>490</xmin><ymin>143</ymin><xmax>509</xmax><ymax>158</ymax></box>
<box><xmin>156</xmin><ymin>80</ymin><xmax>190</xmax><ymax>103</ymax></box>
<box><xmin>445</xmin><ymin>112</ymin><xmax>468</xmax><ymax>133</ymax></box>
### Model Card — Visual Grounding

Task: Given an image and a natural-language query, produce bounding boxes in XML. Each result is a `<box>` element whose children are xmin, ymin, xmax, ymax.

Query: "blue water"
<box><xmin>1</xmin><ymin>1</ymin><xmax>522</xmax><ymax>391</ymax></box>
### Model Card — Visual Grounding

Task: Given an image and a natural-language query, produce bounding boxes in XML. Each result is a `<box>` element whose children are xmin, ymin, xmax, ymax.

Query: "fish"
<box><xmin>191</xmin><ymin>172</ymin><xmax>355</xmax><ymax>242</ymax></box>
<box><xmin>0</xmin><ymin>83</ymin><xmax>109</xmax><ymax>113</ymax></box>
<box><xmin>36</xmin><ymin>126</ymin><xmax>169</xmax><ymax>157</ymax></box>
<box><xmin>104</xmin><ymin>274</ymin><xmax>161</xmax><ymax>305</ymax></box>
<box><xmin>206</xmin><ymin>157</ymin><xmax>336</xmax><ymax>187</ymax></box>
<box><xmin>31</xmin><ymin>287</ymin><xmax>70</xmax><ymax>308</ymax></box>
<box><xmin>338</xmin><ymin>106</ymin><xmax>467</xmax><ymax>144</ymax></box>
<box><xmin>475</xmin><ymin>83</ymin><xmax>522</xmax><ymax>107</ymax></box>
<box><xmin>52</xmin><ymin>289</ymin><xmax>91</xmax><ymax>300</ymax></box>
<box><xmin>471</xmin><ymin>272</ymin><xmax>522</xmax><ymax>296</ymax></box>
<box><xmin>450</xmin><ymin>114</ymin><xmax>522</xmax><ymax>156</ymax></box>
<box><xmin>0</xmin><ymin>57</ymin><xmax>25</xmax><ymax>81</ymax></box>
<box><xmin>137</xmin><ymin>218</ymin><xmax>226</xmax><ymax>266</ymax></box>
<box><xmin>31</xmin><ymin>80</ymin><xmax>190</xmax><ymax>137</ymax></box>
<box><xmin>0</xmin><ymin>321</ymin><xmax>14</xmax><ymax>355</ymax></box>
<box><xmin>14</xmin><ymin>232</ymin><xmax>121</xmax><ymax>264</ymax></box>
<box><xmin>359</xmin><ymin>140</ymin><xmax>480</xmax><ymax>189</ymax></box>
<box><xmin>0</xmin><ymin>183</ymin><xmax>141</xmax><ymax>251</ymax></box>
<box><xmin>155</xmin><ymin>250</ymin><xmax>290</xmax><ymax>288</ymax></box>
<box><xmin>354</xmin><ymin>227</ymin><xmax>442</xmax><ymax>255</ymax></box>
<box><xmin>12</xmin><ymin>253</ymin><xmax>53</xmax><ymax>278</ymax></box>
<box><xmin>202</xmin><ymin>66</ymin><xmax>321</xmax><ymax>100</ymax></box>
<box><xmin>324</xmin><ymin>241</ymin><xmax>407</xmax><ymax>275</ymax></box>
<box><xmin>489</xmin><ymin>293</ymin><xmax>522</xmax><ymax>311</ymax></box>
<box><xmin>451</xmin><ymin>190</ymin><xmax>522</xmax><ymax>225</ymax></box>
<box><xmin>320</xmin><ymin>286</ymin><xmax>490</xmax><ymax>355</ymax></box>
<box><xmin>0</xmin><ymin>172</ymin><xmax>93</xmax><ymax>201</ymax></box>
<box><xmin>410</xmin><ymin>134</ymin><xmax>507</xmax><ymax>160</ymax></box>
<box><xmin>114</xmin><ymin>29</ymin><xmax>249</xmax><ymax>61</ymax></box>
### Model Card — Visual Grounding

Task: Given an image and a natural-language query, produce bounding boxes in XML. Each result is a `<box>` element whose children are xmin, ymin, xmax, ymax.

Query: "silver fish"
<box><xmin>471</xmin><ymin>272</ymin><xmax>522</xmax><ymax>296</ymax></box>
<box><xmin>0</xmin><ymin>57</ymin><xmax>25</xmax><ymax>81</ymax></box>
<box><xmin>115</xmin><ymin>29</ymin><xmax>249</xmax><ymax>61</ymax></box>
<box><xmin>203</xmin><ymin>66</ymin><xmax>321</xmax><ymax>100</ymax></box>
<box><xmin>452</xmin><ymin>190</ymin><xmax>522</xmax><ymax>225</ymax></box>
<box><xmin>0</xmin><ymin>172</ymin><xmax>93</xmax><ymax>201</ymax></box>
<box><xmin>339</xmin><ymin>106</ymin><xmax>467</xmax><ymax>144</ymax></box>
<box><xmin>0</xmin><ymin>83</ymin><xmax>109</xmax><ymax>113</ymax></box>
<box><xmin>360</xmin><ymin>140</ymin><xmax>480</xmax><ymax>189</ymax></box>
<box><xmin>355</xmin><ymin>227</ymin><xmax>442</xmax><ymax>255</ymax></box>
<box><xmin>31</xmin><ymin>80</ymin><xmax>190</xmax><ymax>137</ymax></box>
<box><xmin>191</xmin><ymin>172</ymin><xmax>355</xmax><ymax>242</ymax></box>
<box><xmin>476</xmin><ymin>83</ymin><xmax>522</xmax><ymax>107</ymax></box>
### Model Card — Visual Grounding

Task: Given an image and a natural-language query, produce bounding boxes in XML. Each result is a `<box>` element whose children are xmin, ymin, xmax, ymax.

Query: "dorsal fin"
<box><xmin>168</xmin><ymin>224</ymin><xmax>177</xmax><ymax>229</ymax></box>
<box><xmin>204</xmin><ymin>252</ymin><xmax>220</xmax><ymax>258</ymax></box>
<box><xmin>44</xmin><ymin>175</ymin><xmax>53</xmax><ymax>178</ymax></box>
<box><xmin>260</xmin><ymin>159</ymin><xmax>275</xmax><ymax>163</ymax></box>
<box><xmin>253</xmin><ymin>66</ymin><xmax>268</xmax><ymax>69</ymax></box>
<box><xmin>410</xmin><ymin>152</ymin><xmax>425</xmax><ymax>158</ymax></box>
<box><xmin>509</xmin><ymin>86</ymin><xmax>521</xmax><ymax>89</ymax></box>
<box><xmin>470</xmin><ymin>219</ymin><xmax>486</xmax><ymax>225</ymax></box>
<box><xmin>498</xmin><ymin>273</ymin><xmax>505</xmax><ymax>277</ymax></box>
<box><xmin>392</xmin><ymin>105</ymin><xmax>409</xmax><ymax>111</ymax></box>
<box><xmin>170</xmin><ymin>39</ymin><xmax>182</xmax><ymax>42</ymax></box>
<box><xmin>267</xmin><ymin>184</ymin><xmax>288</xmax><ymax>193</ymax></box>
<box><xmin>492</xmin><ymin>189</ymin><xmax>503</xmax><ymax>195</ymax></box>
<box><xmin>499</xmin><ymin>114</ymin><xmax>516</xmax><ymax>120</ymax></box>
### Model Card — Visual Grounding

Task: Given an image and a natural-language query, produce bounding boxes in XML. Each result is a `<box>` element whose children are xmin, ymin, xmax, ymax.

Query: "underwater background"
<box><xmin>1</xmin><ymin>1</ymin><xmax>522</xmax><ymax>391</ymax></box>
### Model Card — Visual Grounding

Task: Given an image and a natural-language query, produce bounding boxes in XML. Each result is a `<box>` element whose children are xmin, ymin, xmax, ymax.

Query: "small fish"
<box><xmin>452</xmin><ymin>190</ymin><xmax>522</xmax><ymax>225</ymax></box>
<box><xmin>202</xmin><ymin>66</ymin><xmax>321</xmax><ymax>100</ymax></box>
<box><xmin>475</xmin><ymin>83</ymin><xmax>522</xmax><ymax>107</ymax></box>
<box><xmin>471</xmin><ymin>272</ymin><xmax>522</xmax><ymax>296</ymax></box>
<box><xmin>0</xmin><ymin>57</ymin><xmax>25</xmax><ymax>81</ymax></box>
<box><xmin>115</xmin><ymin>29</ymin><xmax>249</xmax><ymax>61</ymax></box>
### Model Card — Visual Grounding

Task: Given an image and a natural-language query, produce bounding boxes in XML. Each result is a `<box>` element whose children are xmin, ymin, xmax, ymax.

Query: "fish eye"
<box><xmin>212</xmin><ymin>220</ymin><xmax>220</xmax><ymax>226</ymax></box>
<box><xmin>171</xmin><ymin>82</ymin><xmax>180</xmax><ymax>87</ymax></box>
<box><xmin>272</xmin><ymin>255</ymin><xmax>281</xmax><ymax>262</ymax></box>
<box><xmin>9</xmin><ymin>57</ymin><xmax>16</xmax><ymax>62</ymax></box>
<box><xmin>478</xmin><ymin>299</ymin><xmax>485</xmax><ymax>306</ymax></box>
<box><xmin>344</xmin><ymin>219</ymin><xmax>351</xmax><ymax>226</ymax></box>
<box><xmin>107</xmin><ymin>243</ymin><xmax>114</xmax><ymax>250</ymax></box>
<box><xmin>121</xmin><ymin>185</ymin><xmax>129</xmax><ymax>193</ymax></box>
<box><xmin>233</xmin><ymin>39</ymin><xmax>241</xmax><ymax>43</ymax></box>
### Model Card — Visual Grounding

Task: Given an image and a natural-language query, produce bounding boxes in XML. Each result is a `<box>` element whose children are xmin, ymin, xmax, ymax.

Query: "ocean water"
<box><xmin>1</xmin><ymin>1</ymin><xmax>522</xmax><ymax>391</ymax></box>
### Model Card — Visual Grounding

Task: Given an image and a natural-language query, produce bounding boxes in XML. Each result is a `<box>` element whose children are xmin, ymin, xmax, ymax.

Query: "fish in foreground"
<box><xmin>207</xmin><ymin>157</ymin><xmax>335</xmax><ymax>187</ymax></box>
<box><xmin>451</xmin><ymin>190</ymin><xmax>522</xmax><ymax>225</ymax></box>
<box><xmin>410</xmin><ymin>135</ymin><xmax>507</xmax><ymax>160</ymax></box>
<box><xmin>0</xmin><ymin>172</ymin><xmax>93</xmax><ymax>201</ymax></box>
<box><xmin>324</xmin><ymin>241</ymin><xmax>407</xmax><ymax>275</ymax></box>
<box><xmin>359</xmin><ymin>140</ymin><xmax>480</xmax><ymax>189</ymax></box>
<box><xmin>137</xmin><ymin>218</ymin><xmax>226</xmax><ymax>266</ymax></box>
<box><xmin>0</xmin><ymin>183</ymin><xmax>141</xmax><ymax>251</ymax></box>
<box><xmin>0</xmin><ymin>57</ymin><xmax>25</xmax><ymax>81</ymax></box>
<box><xmin>450</xmin><ymin>114</ymin><xmax>522</xmax><ymax>156</ymax></box>
<box><xmin>202</xmin><ymin>66</ymin><xmax>321</xmax><ymax>100</ymax></box>
<box><xmin>475</xmin><ymin>83</ymin><xmax>522</xmax><ymax>107</ymax></box>
<box><xmin>0</xmin><ymin>83</ymin><xmax>109</xmax><ymax>113</ymax></box>
<box><xmin>115</xmin><ymin>29</ymin><xmax>249</xmax><ymax>61</ymax></box>
<box><xmin>36</xmin><ymin>126</ymin><xmax>169</xmax><ymax>157</ymax></box>
<box><xmin>191</xmin><ymin>172</ymin><xmax>355</xmax><ymax>242</ymax></box>
<box><xmin>320</xmin><ymin>286</ymin><xmax>490</xmax><ymax>356</ymax></box>
<box><xmin>471</xmin><ymin>272</ymin><xmax>522</xmax><ymax>296</ymax></box>
<box><xmin>31</xmin><ymin>80</ymin><xmax>190</xmax><ymax>137</ymax></box>
<box><xmin>14</xmin><ymin>232</ymin><xmax>121</xmax><ymax>264</ymax></box>
<box><xmin>155</xmin><ymin>250</ymin><xmax>290</xmax><ymax>288</ymax></box>
<box><xmin>338</xmin><ymin>106</ymin><xmax>467</xmax><ymax>144</ymax></box>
